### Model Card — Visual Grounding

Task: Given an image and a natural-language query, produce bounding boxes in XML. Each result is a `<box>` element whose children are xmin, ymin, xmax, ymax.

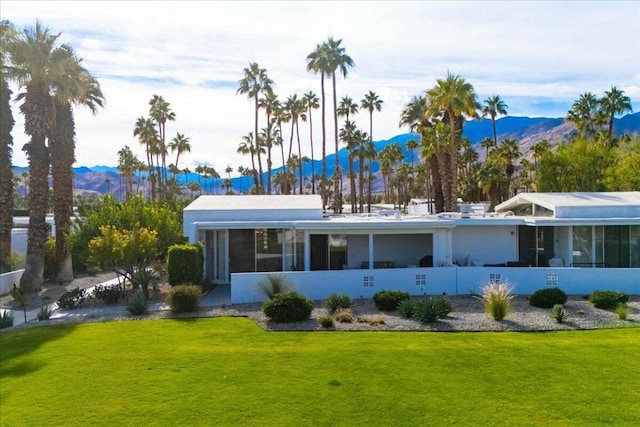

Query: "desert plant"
<box><xmin>126</xmin><ymin>292</ymin><xmax>148</xmax><ymax>315</ymax></box>
<box><xmin>412</xmin><ymin>296</ymin><xmax>451</xmax><ymax>324</ymax></box>
<box><xmin>373</xmin><ymin>290</ymin><xmax>410</xmax><ymax>311</ymax></box>
<box><xmin>37</xmin><ymin>305</ymin><xmax>53</xmax><ymax>321</ymax></box>
<box><xmin>57</xmin><ymin>287</ymin><xmax>88</xmax><ymax>309</ymax></box>
<box><xmin>92</xmin><ymin>284</ymin><xmax>122</xmax><ymax>304</ymax></box>
<box><xmin>334</xmin><ymin>308</ymin><xmax>355</xmax><ymax>323</ymax></box>
<box><xmin>589</xmin><ymin>290</ymin><xmax>629</xmax><ymax>310</ymax></box>
<box><xmin>325</xmin><ymin>293</ymin><xmax>352</xmax><ymax>314</ymax></box>
<box><xmin>357</xmin><ymin>314</ymin><xmax>386</xmax><ymax>325</ymax></box>
<box><xmin>319</xmin><ymin>316</ymin><xmax>334</xmax><ymax>328</ymax></box>
<box><xmin>615</xmin><ymin>303</ymin><xmax>632</xmax><ymax>320</ymax></box>
<box><xmin>262</xmin><ymin>292</ymin><xmax>313</xmax><ymax>322</ymax></box>
<box><xmin>530</xmin><ymin>287</ymin><xmax>568</xmax><ymax>308</ymax></box>
<box><xmin>256</xmin><ymin>274</ymin><xmax>295</xmax><ymax>300</ymax></box>
<box><xmin>10</xmin><ymin>284</ymin><xmax>27</xmax><ymax>307</ymax></box>
<box><xmin>550</xmin><ymin>304</ymin><xmax>569</xmax><ymax>323</ymax></box>
<box><xmin>397</xmin><ymin>299</ymin><xmax>415</xmax><ymax>319</ymax></box>
<box><xmin>0</xmin><ymin>311</ymin><xmax>14</xmax><ymax>329</ymax></box>
<box><xmin>167</xmin><ymin>284</ymin><xmax>202</xmax><ymax>313</ymax></box>
<box><xmin>481</xmin><ymin>283</ymin><xmax>514</xmax><ymax>321</ymax></box>
<box><xmin>130</xmin><ymin>267</ymin><xmax>160</xmax><ymax>299</ymax></box>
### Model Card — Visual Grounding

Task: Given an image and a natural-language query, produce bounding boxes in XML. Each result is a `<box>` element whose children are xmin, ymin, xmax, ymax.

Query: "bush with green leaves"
<box><xmin>57</xmin><ymin>287</ymin><xmax>88</xmax><ymax>309</ymax></box>
<box><xmin>615</xmin><ymin>303</ymin><xmax>631</xmax><ymax>320</ymax></box>
<box><xmin>0</xmin><ymin>311</ymin><xmax>14</xmax><ymax>329</ymax></box>
<box><xmin>397</xmin><ymin>299</ymin><xmax>415</xmax><ymax>319</ymax></box>
<box><xmin>373</xmin><ymin>290</ymin><xmax>410</xmax><ymax>311</ymax></box>
<box><xmin>167</xmin><ymin>284</ymin><xmax>202</xmax><ymax>313</ymax></box>
<box><xmin>126</xmin><ymin>292</ymin><xmax>148</xmax><ymax>315</ymax></box>
<box><xmin>130</xmin><ymin>268</ymin><xmax>160</xmax><ymax>298</ymax></box>
<box><xmin>256</xmin><ymin>274</ymin><xmax>295</xmax><ymax>300</ymax></box>
<box><xmin>550</xmin><ymin>304</ymin><xmax>569</xmax><ymax>323</ymax></box>
<box><xmin>37</xmin><ymin>305</ymin><xmax>53</xmax><ymax>321</ymax></box>
<box><xmin>529</xmin><ymin>287</ymin><xmax>568</xmax><ymax>309</ymax></box>
<box><xmin>481</xmin><ymin>283</ymin><xmax>514</xmax><ymax>321</ymax></box>
<box><xmin>262</xmin><ymin>292</ymin><xmax>313</xmax><ymax>322</ymax></box>
<box><xmin>167</xmin><ymin>244</ymin><xmax>203</xmax><ymax>286</ymax></box>
<box><xmin>10</xmin><ymin>285</ymin><xmax>27</xmax><ymax>307</ymax></box>
<box><xmin>589</xmin><ymin>290</ymin><xmax>629</xmax><ymax>310</ymax></box>
<box><xmin>319</xmin><ymin>316</ymin><xmax>334</xmax><ymax>328</ymax></box>
<box><xmin>10</xmin><ymin>251</ymin><xmax>24</xmax><ymax>270</ymax></box>
<box><xmin>92</xmin><ymin>284</ymin><xmax>122</xmax><ymax>304</ymax></box>
<box><xmin>325</xmin><ymin>293</ymin><xmax>352</xmax><ymax>314</ymax></box>
<box><xmin>412</xmin><ymin>296</ymin><xmax>451</xmax><ymax>323</ymax></box>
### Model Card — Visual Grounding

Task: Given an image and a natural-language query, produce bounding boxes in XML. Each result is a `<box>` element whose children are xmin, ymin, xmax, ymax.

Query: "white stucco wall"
<box><xmin>452</xmin><ymin>225</ymin><xmax>517</xmax><ymax>265</ymax></box>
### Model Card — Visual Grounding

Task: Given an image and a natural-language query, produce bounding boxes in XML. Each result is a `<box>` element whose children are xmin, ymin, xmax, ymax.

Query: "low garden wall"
<box><xmin>0</xmin><ymin>269</ymin><xmax>25</xmax><ymax>295</ymax></box>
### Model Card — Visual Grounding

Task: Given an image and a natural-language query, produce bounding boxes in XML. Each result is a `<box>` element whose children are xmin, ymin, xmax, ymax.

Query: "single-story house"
<box><xmin>183</xmin><ymin>192</ymin><xmax>640</xmax><ymax>303</ymax></box>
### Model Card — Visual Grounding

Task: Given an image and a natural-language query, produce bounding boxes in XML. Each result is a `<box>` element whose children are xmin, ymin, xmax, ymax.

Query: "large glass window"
<box><xmin>604</xmin><ymin>226</ymin><xmax>629</xmax><ymax>268</ymax></box>
<box><xmin>631</xmin><ymin>226</ymin><xmax>640</xmax><ymax>268</ymax></box>
<box><xmin>518</xmin><ymin>226</ymin><xmax>554</xmax><ymax>266</ymax></box>
<box><xmin>309</xmin><ymin>234</ymin><xmax>347</xmax><ymax>271</ymax></box>
<box><xmin>229</xmin><ymin>229</ymin><xmax>255</xmax><ymax>273</ymax></box>
<box><xmin>256</xmin><ymin>229</ymin><xmax>283</xmax><ymax>272</ymax></box>
<box><xmin>284</xmin><ymin>229</ymin><xmax>304</xmax><ymax>271</ymax></box>
<box><xmin>572</xmin><ymin>226</ymin><xmax>592</xmax><ymax>266</ymax></box>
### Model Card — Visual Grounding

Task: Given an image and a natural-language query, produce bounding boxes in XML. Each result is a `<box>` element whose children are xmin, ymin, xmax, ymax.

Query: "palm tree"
<box><xmin>361</xmin><ymin>91</ymin><xmax>383</xmax><ymax>211</ymax></box>
<box><xmin>339</xmin><ymin>120</ymin><xmax>358</xmax><ymax>212</ymax></box>
<box><xmin>6</xmin><ymin>21</ymin><xmax>79</xmax><ymax>290</ymax></box>
<box><xmin>284</xmin><ymin>94</ymin><xmax>307</xmax><ymax>194</ymax></box>
<box><xmin>303</xmin><ymin>91</ymin><xmax>319</xmax><ymax>194</ymax></box>
<box><xmin>148</xmin><ymin>94</ymin><xmax>175</xmax><ymax>200</ymax></box>
<box><xmin>566</xmin><ymin>92</ymin><xmax>599</xmax><ymax>139</ymax></box>
<box><xmin>600</xmin><ymin>86</ymin><xmax>632</xmax><ymax>139</ymax></box>
<box><xmin>259</xmin><ymin>91</ymin><xmax>280</xmax><ymax>193</ymax></box>
<box><xmin>530</xmin><ymin>139</ymin><xmax>551</xmax><ymax>169</ymax></box>
<box><xmin>481</xmin><ymin>95</ymin><xmax>508</xmax><ymax>146</ymax></box>
<box><xmin>337</xmin><ymin>95</ymin><xmax>359</xmax><ymax>124</ymax></box>
<box><xmin>353</xmin><ymin>130</ymin><xmax>375</xmax><ymax>212</ymax></box>
<box><xmin>259</xmin><ymin>123</ymin><xmax>279</xmax><ymax>194</ymax></box>
<box><xmin>495</xmin><ymin>138</ymin><xmax>521</xmax><ymax>201</ymax></box>
<box><xmin>427</xmin><ymin>72</ymin><xmax>479</xmax><ymax>211</ymax></box>
<box><xmin>237</xmin><ymin>63</ymin><xmax>273</xmax><ymax>193</ymax></box>
<box><xmin>168</xmin><ymin>132</ymin><xmax>191</xmax><ymax>171</ymax></box>
<box><xmin>133</xmin><ymin>116</ymin><xmax>159</xmax><ymax>199</ymax></box>
<box><xmin>0</xmin><ymin>20</ymin><xmax>16</xmax><ymax>273</ymax></box>
<box><xmin>479</xmin><ymin>136</ymin><xmax>495</xmax><ymax>160</ymax></box>
<box><xmin>237</xmin><ymin>133</ymin><xmax>258</xmax><ymax>191</ymax></box>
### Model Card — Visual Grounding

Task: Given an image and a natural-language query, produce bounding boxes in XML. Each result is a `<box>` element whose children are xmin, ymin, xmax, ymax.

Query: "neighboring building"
<box><xmin>183</xmin><ymin>192</ymin><xmax>640</xmax><ymax>303</ymax></box>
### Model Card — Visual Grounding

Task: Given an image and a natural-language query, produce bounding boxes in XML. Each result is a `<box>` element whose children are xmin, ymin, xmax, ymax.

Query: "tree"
<box><xmin>361</xmin><ymin>90</ymin><xmax>383</xmax><ymax>212</ymax></box>
<box><xmin>259</xmin><ymin>91</ymin><xmax>280</xmax><ymax>194</ymax></box>
<box><xmin>237</xmin><ymin>63</ymin><xmax>273</xmax><ymax>193</ymax></box>
<box><xmin>0</xmin><ymin>20</ymin><xmax>16</xmax><ymax>273</ymax></box>
<box><xmin>479</xmin><ymin>137</ymin><xmax>495</xmax><ymax>160</ymax></box>
<box><xmin>169</xmin><ymin>132</ymin><xmax>191</xmax><ymax>172</ymax></box>
<box><xmin>337</xmin><ymin>95</ymin><xmax>359</xmax><ymax>123</ymax></box>
<box><xmin>530</xmin><ymin>139</ymin><xmax>551</xmax><ymax>170</ymax></box>
<box><xmin>600</xmin><ymin>86</ymin><xmax>632</xmax><ymax>139</ymax></box>
<box><xmin>566</xmin><ymin>92</ymin><xmax>599</xmax><ymax>139</ymax></box>
<box><xmin>237</xmin><ymin>133</ymin><xmax>258</xmax><ymax>191</ymax></box>
<box><xmin>353</xmin><ymin>129</ymin><xmax>375</xmax><ymax>212</ymax></box>
<box><xmin>283</xmin><ymin>94</ymin><xmax>307</xmax><ymax>194</ymax></box>
<box><xmin>303</xmin><ymin>91</ymin><xmax>319</xmax><ymax>194</ymax></box>
<box><xmin>133</xmin><ymin>116</ymin><xmax>159</xmax><ymax>199</ymax></box>
<box><xmin>339</xmin><ymin>120</ymin><xmax>358</xmax><ymax>212</ymax></box>
<box><xmin>494</xmin><ymin>138</ymin><xmax>521</xmax><ymax>200</ymax></box>
<box><xmin>148</xmin><ymin>95</ymin><xmax>175</xmax><ymax>200</ymax></box>
<box><xmin>481</xmin><ymin>95</ymin><xmax>508</xmax><ymax>146</ymax></box>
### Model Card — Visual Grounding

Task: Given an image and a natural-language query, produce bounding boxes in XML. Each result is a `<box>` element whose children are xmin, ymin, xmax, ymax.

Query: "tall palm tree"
<box><xmin>0</xmin><ymin>20</ymin><xmax>16</xmax><ymax>273</ymax></box>
<box><xmin>600</xmin><ymin>86</ymin><xmax>632</xmax><ymax>139</ymax></box>
<box><xmin>303</xmin><ymin>91</ymin><xmax>319</xmax><ymax>194</ymax></box>
<box><xmin>481</xmin><ymin>95</ymin><xmax>508</xmax><ymax>146</ymax></box>
<box><xmin>237</xmin><ymin>133</ymin><xmax>258</xmax><ymax>190</ymax></box>
<box><xmin>168</xmin><ymin>132</ymin><xmax>190</xmax><ymax>171</ymax></box>
<box><xmin>6</xmin><ymin>21</ymin><xmax>78</xmax><ymax>290</ymax></box>
<box><xmin>495</xmin><ymin>138</ymin><xmax>521</xmax><ymax>201</ymax></box>
<box><xmin>530</xmin><ymin>139</ymin><xmax>551</xmax><ymax>169</ymax></box>
<box><xmin>117</xmin><ymin>146</ymin><xmax>138</xmax><ymax>200</ymax></box>
<box><xmin>479</xmin><ymin>136</ymin><xmax>495</xmax><ymax>160</ymax></box>
<box><xmin>148</xmin><ymin>94</ymin><xmax>175</xmax><ymax>200</ymax></box>
<box><xmin>133</xmin><ymin>116</ymin><xmax>159</xmax><ymax>199</ymax></box>
<box><xmin>337</xmin><ymin>95</ymin><xmax>359</xmax><ymax>124</ymax></box>
<box><xmin>427</xmin><ymin>72</ymin><xmax>479</xmax><ymax>211</ymax></box>
<box><xmin>361</xmin><ymin>91</ymin><xmax>383</xmax><ymax>211</ymax></box>
<box><xmin>284</xmin><ymin>94</ymin><xmax>307</xmax><ymax>194</ymax></box>
<box><xmin>339</xmin><ymin>120</ymin><xmax>358</xmax><ymax>212</ymax></box>
<box><xmin>566</xmin><ymin>92</ymin><xmax>599</xmax><ymax>139</ymax></box>
<box><xmin>259</xmin><ymin>91</ymin><xmax>280</xmax><ymax>193</ymax></box>
<box><xmin>352</xmin><ymin>129</ymin><xmax>374</xmax><ymax>212</ymax></box>
<box><xmin>237</xmin><ymin>63</ymin><xmax>273</xmax><ymax>193</ymax></box>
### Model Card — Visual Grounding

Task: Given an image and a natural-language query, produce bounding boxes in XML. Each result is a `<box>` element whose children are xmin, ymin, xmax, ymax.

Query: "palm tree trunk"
<box><xmin>358</xmin><ymin>153</ymin><xmax>365</xmax><ymax>213</ymax></box>
<box><xmin>320</xmin><ymin>73</ymin><xmax>327</xmax><ymax>209</ymax></box>
<box><xmin>308</xmin><ymin>106</ymin><xmax>316</xmax><ymax>194</ymax></box>
<box><xmin>332</xmin><ymin>72</ymin><xmax>341</xmax><ymax>212</ymax></box>
<box><xmin>296</xmin><ymin>121</ymin><xmax>303</xmax><ymax>194</ymax></box>
<box><xmin>253</xmin><ymin>95</ymin><xmax>264</xmax><ymax>193</ymax></box>
<box><xmin>0</xmin><ymin>79</ymin><xmax>14</xmax><ymax>273</ymax></box>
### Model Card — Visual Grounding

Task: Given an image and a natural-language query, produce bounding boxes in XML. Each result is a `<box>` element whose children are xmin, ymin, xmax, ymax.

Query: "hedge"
<box><xmin>167</xmin><ymin>243</ymin><xmax>203</xmax><ymax>286</ymax></box>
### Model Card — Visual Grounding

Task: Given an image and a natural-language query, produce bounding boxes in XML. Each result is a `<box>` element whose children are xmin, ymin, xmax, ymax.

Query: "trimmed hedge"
<box><xmin>263</xmin><ymin>292</ymin><xmax>314</xmax><ymax>322</ymax></box>
<box><xmin>373</xmin><ymin>290</ymin><xmax>410</xmax><ymax>311</ymax></box>
<box><xmin>529</xmin><ymin>287</ymin><xmax>568</xmax><ymax>308</ymax></box>
<box><xmin>167</xmin><ymin>243</ymin><xmax>203</xmax><ymax>286</ymax></box>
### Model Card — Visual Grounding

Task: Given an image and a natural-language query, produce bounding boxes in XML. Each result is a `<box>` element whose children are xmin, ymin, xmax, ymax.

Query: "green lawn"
<box><xmin>1</xmin><ymin>319</ymin><xmax>639</xmax><ymax>426</ymax></box>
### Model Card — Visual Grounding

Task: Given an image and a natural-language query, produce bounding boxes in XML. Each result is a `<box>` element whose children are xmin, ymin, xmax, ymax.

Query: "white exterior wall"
<box><xmin>0</xmin><ymin>269</ymin><xmax>24</xmax><ymax>295</ymax></box>
<box><xmin>452</xmin><ymin>225</ymin><xmax>517</xmax><ymax>265</ymax></box>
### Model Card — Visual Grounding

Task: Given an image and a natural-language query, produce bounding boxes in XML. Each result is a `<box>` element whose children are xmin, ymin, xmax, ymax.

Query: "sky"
<box><xmin>4</xmin><ymin>1</ymin><xmax>640</xmax><ymax>172</ymax></box>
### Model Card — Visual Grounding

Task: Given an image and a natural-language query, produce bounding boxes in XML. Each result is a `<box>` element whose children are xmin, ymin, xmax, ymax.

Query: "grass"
<box><xmin>1</xmin><ymin>319</ymin><xmax>639</xmax><ymax>426</ymax></box>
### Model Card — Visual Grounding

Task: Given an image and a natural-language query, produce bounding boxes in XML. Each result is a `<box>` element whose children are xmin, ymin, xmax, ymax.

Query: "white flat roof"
<box><xmin>496</xmin><ymin>192</ymin><xmax>640</xmax><ymax>218</ymax></box>
<box><xmin>184</xmin><ymin>195</ymin><xmax>323</xmax><ymax>211</ymax></box>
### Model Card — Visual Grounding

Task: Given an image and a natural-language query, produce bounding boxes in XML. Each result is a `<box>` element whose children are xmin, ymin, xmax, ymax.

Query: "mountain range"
<box><xmin>12</xmin><ymin>112</ymin><xmax>640</xmax><ymax>197</ymax></box>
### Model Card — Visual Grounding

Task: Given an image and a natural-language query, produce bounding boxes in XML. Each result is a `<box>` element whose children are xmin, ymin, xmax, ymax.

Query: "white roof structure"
<box><xmin>495</xmin><ymin>192</ymin><xmax>640</xmax><ymax>219</ymax></box>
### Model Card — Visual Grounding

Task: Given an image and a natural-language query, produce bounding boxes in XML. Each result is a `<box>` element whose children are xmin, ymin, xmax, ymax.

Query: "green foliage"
<box><xmin>589</xmin><ymin>290</ymin><xmax>629</xmax><ymax>310</ymax></box>
<box><xmin>529</xmin><ymin>287</ymin><xmax>568</xmax><ymax>309</ymax></box>
<box><xmin>334</xmin><ymin>308</ymin><xmax>354</xmax><ymax>323</ymax></box>
<box><xmin>126</xmin><ymin>292</ymin><xmax>148</xmax><ymax>316</ymax></box>
<box><xmin>86</xmin><ymin>265</ymin><xmax>101</xmax><ymax>276</ymax></box>
<box><xmin>167</xmin><ymin>284</ymin><xmax>202</xmax><ymax>313</ymax></box>
<box><xmin>413</xmin><ymin>296</ymin><xmax>451</xmax><ymax>323</ymax></box>
<box><xmin>68</xmin><ymin>195</ymin><xmax>185</xmax><ymax>272</ymax></box>
<box><xmin>44</xmin><ymin>237</ymin><xmax>56</xmax><ymax>280</ymax></box>
<box><xmin>167</xmin><ymin>243</ymin><xmax>203</xmax><ymax>286</ymax></box>
<box><xmin>603</xmin><ymin>137</ymin><xmax>640</xmax><ymax>191</ymax></box>
<box><xmin>373</xmin><ymin>290</ymin><xmax>410</xmax><ymax>311</ymax></box>
<box><xmin>92</xmin><ymin>284</ymin><xmax>122</xmax><ymax>304</ymax></box>
<box><xmin>481</xmin><ymin>283</ymin><xmax>514</xmax><ymax>321</ymax></box>
<box><xmin>615</xmin><ymin>303</ymin><xmax>632</xmax><ymax>320</ymax></box>
<box><xmin>319</xmin><ymin>316</ymin><xmax>334</xmax><ymax>328</ymax></box>
<box><xmin>37</xmin><ymin>305</ymin><xmax>52</xmax><ymax>321</ymax></box>
<box><xmin>9</xmin><ymin>251</ymin><xmax>24</xmax><ymax>270</ymax></box>
<box><xmin>57</xmin><ymin>287</ymin><xmax>88</xmax><ymax>309</ymax></box>
<box><xmin>130</xmin><ymin>268</ymin><xmax>160</xmax><ymax>299</ymax></box>
<box><xmin>256</xmin><ymin>274</ymin><xmax>295</xmax><ymax>300</ymax></box>
<box><xmin>324</xmin><ymin>293</ymin><xmax>352</xmax><ymax>314</ymax></box>
<box><xmin>262</xmin><ymin>292</ymin><xmax>313</xmax><ymax>322</ymax></box>
<box><xmin>550</xmin><ymin>304</ymin><xmax>569</xmax><ymax>323</ymax></box>
<box><xmin>397</xmin><ymin>299</ymin><xmax>415</xmax><ymax>319</ymax></box>
<box><xmin>0</xmin><ymin>310</ymin><xmax>14</xmax><ymax>329</ymax></box>
<box><xmin>10</xmin><ymin>285</ymin><xmax>27</xmax><ymax>307</ymax></box>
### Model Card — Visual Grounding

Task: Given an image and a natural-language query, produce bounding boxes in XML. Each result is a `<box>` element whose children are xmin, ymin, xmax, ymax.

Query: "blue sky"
<box><xmin>5</xmin><ymin>1</ymin><xmax>640</xmax><ymax>171</ymax></box>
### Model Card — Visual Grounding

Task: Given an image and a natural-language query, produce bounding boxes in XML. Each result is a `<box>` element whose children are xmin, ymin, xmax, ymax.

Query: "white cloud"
<box><xmin>4</xmin><ymin>0</ymin><xmax>639</xmax><ymax>169</ymax></box>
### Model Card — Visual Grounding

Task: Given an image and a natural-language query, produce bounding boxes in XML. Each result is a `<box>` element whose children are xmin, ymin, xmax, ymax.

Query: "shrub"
<box><xmin>263</xmin><ymin>292</ymin><xmax>313</xmax><ymax>322</ymax></box>
<box><xmin>397</xmin><ymin>299</ymin><xmax>415</xmax><ymax>319</ymax></box>
<box><xmin>167</xmin><ymin>284</ymin><xmax>202</xmax><ymax>313</ymax></box>
<box><xmin>319</xmin><ymin>316</ymin><xmax>334</xmax><ymax>328</ymax></box>
<box><xmin>550</xmin><ymin>304</ymin><xmax>569</xmax><ymax>323</ymax></box>
<box><xmin>86</xmin><ymin>265</ymin><xmax>101</xmax><ymax>276</ymax></box>
<box><xmin>130</xmin><ymin>268</ymin><xmax>160</xmax><ymax>299</ymax></box>
<box><xmin>44</xmin><ymin>237</ymin><xmax>56</xmax><ymax>280</ymax></box>
<box><xmin>126</xmin><ymin>292</ymin><xmax>148</xmax><ymax>315</ymax></box>
<box><xmin>589</xmin><ymin>290</ymin><xmax>629</xmax><ymax>310</ymax></box>
<box><xmin>256</xmin><ymin>274</ymin><xmax>295</xmax><ymax>300</ymax></box>
<box><xmin>615</xmin><ymin>303</ymin><xmax>632</xmax><ymax>320</ymax></box>
<box><xmin>57</xmin><ymin>287</ymin><xmax>87</xmax><ymax>309</ymax></box>
<box><xmin>167</xmin><ymin>243</ymin><xmax>204</xmax><ymax>286</ymax></box>
<box><xmin>334</xmin><ymin>308</ymin><xmax>354</xmax><ymax>323</ymax></box>
<box><xmin>10</xmin><ymin>251</ymin><xmax>24</xmax><ymax>270</ymax></box>
<box><xmin>37</xmin><ymin>305</ymin><xmax>53</xmax><ymax>321</ymax></box>
<box><xmin>530</xmin><ymin>287</ymin><xmax>568</xmax><ymax>309</ymax></box>
<box><xmin>481</xmin><ymin>283</ymin><xmax>514</xmax><ymax>321</ymax></box>
<box><xmin>373</xmin><ymin>290</ymin><xmax>410</xmax><ymax>311</ymax></box>
<box><xmin>92</xmin><ymin>284</ymin><xmax>122</xmax><ymax>304</ymax></box>
<box><xmin>0</xmin><ymin>311</ymin><xmax>14</xmax><ymax>329</ymax></box>
<box><xmin>10</xmin><ymin>285</ymin><xmax>27</xmax><ymax>307</ymax></box>
<box><xmin>357</xmin><ymin>314</ymin><xmax>386</xmax><ymax>325</ymax></box>
<box><xmin>413</xmin><ymin>296</ymin><xmax>450</xmax><ymax>323</ymax></box>
<box><xmin>325</xmin><ymin>293</ymin><xmax>352</xmax><ymax>314</ymax></box>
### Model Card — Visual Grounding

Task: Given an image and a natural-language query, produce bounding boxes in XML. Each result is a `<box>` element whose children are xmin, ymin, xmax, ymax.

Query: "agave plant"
<box><xmin>256</xmin><ymin>274</ymin><xmax>295</xmax><ymax>299</ymax></box>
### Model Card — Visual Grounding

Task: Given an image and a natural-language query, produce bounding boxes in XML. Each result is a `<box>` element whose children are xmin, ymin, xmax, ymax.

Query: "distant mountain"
<box><xmin>12</xmin><ymin>113</ymin><xmax>639</xmax><ymax>196</ymax></box>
